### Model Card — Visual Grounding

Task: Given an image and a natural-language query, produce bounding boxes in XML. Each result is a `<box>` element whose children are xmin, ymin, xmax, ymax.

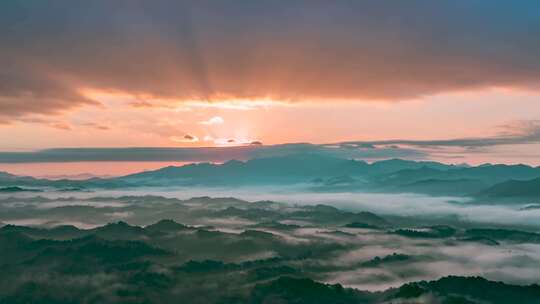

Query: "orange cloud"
<box><xmin>1</xmin><ymin>1</ymin><xmax>540</xmax><ymax>124</ymax></box>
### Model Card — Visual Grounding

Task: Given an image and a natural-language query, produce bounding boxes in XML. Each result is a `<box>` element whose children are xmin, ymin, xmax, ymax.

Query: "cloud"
<box><xmin>338</xmin><ymin>120</ymin><xmax>540</xmax><ymax>149</ymax></box>
<box><xmin>49</xmin><ymin>122</ymin><xmax>72</xmax><ymax>131</ymax></box>
<box><xmin>128</xmin><ymin>101</ymin><xmax>156</xmax><ymax>108</ymax></box>
<box><xmin>0</xmin><ymin>143</ymin><xmax>425</xmax><ymax>163</ymax></box>
<box><xmin>212</xmin><ymin>138</ymin><xmax>266</xmax><ymax>147</ymax></box>
<box><xmin>498</xmin><ymin>120</ymin><xmax>540</xmax><ymax>139</ymax></box>
<box><xmin>1</xmin><ymin>119</ymin><xmax>539</xmax><ymax>163</ymax></box>
<box><xmin>170</xmin><ymin>134</ymin><xmax>199</xmax><ymax>143</ymax></box>
<box><xmin>80</xmin><ymin>122</ymin><xmax>110</xmax><ymax>130</ymax></box>
<box><xmin>16</xmin><ymin>117</ymin><xmax>72</xmax><ymax>130</ymax></box>
<box><xmin>1</xmin><ymin>1</ymin><xmax>540</xmax><ymax>122</ymax></box>
<box><xmin>0</xmin><ymin>64</ymin><xmax>99</xmax><ymax>123</ymax></box>
<box><xmin>199</xmin><ymin>116</ymin><xmax>224</xmax><ymax>125</ymax></box>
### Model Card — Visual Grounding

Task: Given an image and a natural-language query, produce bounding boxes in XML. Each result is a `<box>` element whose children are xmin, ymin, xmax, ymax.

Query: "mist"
<box><xmin>5</xmin><ymin>185</ymin><xmax>537</xmax><ymax>229</ymax></box>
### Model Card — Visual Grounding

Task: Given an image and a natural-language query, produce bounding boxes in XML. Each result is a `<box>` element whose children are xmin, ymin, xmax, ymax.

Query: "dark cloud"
<box><xmin>0</xmin><ymin>59</ymin><xmax>99</xmax><ymax>123</ymax></box>
<box><xmin>1</xmin><ymin>1</ymin><xmax>540</xmax><ymax>121</ymax></box>
<box><xmin>339</xmin><ymin>120</ymin><xmax>540</xmax><ymax>149</ymax></box>
<box><xmin>0</xmin><ymin>143</ymin><xmax>426</xmax><ymax>163</ymax></box>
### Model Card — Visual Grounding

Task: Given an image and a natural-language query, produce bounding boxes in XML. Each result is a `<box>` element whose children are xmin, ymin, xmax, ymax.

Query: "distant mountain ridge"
<box><xmin>118</xmin><ymin>154</ymin><xmax>464</xmax><ymax>186</ymax></box>
<box><xmin>2</xmin><ymin>153</ymin><xmax>540</xmax><ymax>198</ymax></box>
<box><xmin>116</xmin><ymin>154</ymin><xmax>540</xmax><ymax>197</ymax></box>
<box><xmin>479</xmin><ymin>177</ymin><xmax>540</xmax><ymax>198</ymax></box>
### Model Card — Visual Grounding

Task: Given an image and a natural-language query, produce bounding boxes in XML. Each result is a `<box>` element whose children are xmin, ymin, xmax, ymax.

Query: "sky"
<box><xmin>1</xmin><ymin>1</ymin><xmax>540</xmax><ymax>175</ymax></box>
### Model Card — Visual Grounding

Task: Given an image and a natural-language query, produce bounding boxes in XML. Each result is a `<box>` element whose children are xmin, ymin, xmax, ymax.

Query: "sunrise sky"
<box><xmin>1</xmin><ymin>1</ymin><xmax>540</xmax><ymax>175</ymax></box>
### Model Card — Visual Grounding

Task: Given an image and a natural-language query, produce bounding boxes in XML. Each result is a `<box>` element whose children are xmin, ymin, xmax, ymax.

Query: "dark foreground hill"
<box><xmin>1</xmin><ymin>221</ymin><xmax>540</xmax><ymax>304</ymax></box>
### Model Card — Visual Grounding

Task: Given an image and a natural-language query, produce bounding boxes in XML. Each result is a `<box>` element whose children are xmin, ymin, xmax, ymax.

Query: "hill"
<box><xmin>479</xmin><ymin>177</ymin><xmax>540</xmax><ymax>198</ymax></box>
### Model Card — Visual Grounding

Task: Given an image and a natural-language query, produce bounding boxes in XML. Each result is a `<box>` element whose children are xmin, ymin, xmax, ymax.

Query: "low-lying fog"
<box><xmin>4</xmin><ymin>185</ymin><xmax>539</xmax><ymax>229</ymax></box>
<box><xmin>2</xmin><ymin>186</ymin><xmax>540</xmax><ymax>291</ymax></box>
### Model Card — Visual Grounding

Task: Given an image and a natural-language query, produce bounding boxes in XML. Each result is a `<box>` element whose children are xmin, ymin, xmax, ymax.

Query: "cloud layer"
<box><xmin>337</xmin><ymin>120</ymin><xmax>540</xmax><ymax>149</ymax></box>
<box><xmin>2</xmin><ymin>1</ymin><xmax>540</xmax><ymax>122</ymax></box>
<box><xmin>1</xmin><ymin>119</ymin><xmax>540</xmax><ymax>164</ymax></box>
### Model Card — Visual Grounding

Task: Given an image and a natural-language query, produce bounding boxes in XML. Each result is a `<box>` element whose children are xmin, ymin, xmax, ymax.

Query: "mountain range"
<box><xmin>2</xmin><ymin>153</ymin><xmax>540</xmax><ymax>199</ymax></box>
